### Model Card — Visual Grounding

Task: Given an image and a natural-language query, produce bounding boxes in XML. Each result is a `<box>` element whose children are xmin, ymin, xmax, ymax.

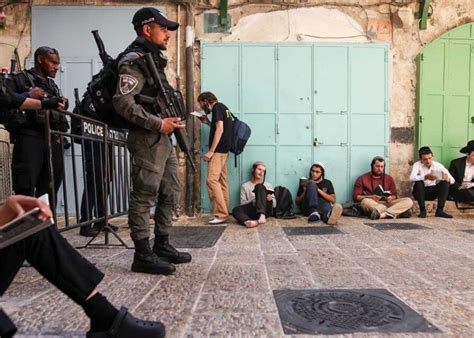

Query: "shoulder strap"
<box><xmin>21</xmin><ymin>70</ymin><xmax>35</xmax><ymax>87</ymax></box>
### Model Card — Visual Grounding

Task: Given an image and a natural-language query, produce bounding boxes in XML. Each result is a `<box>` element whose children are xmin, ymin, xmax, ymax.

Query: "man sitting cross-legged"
<box><xmin>353</xmin><ymin>156</ymin><xmax>413</xmax><ymax>220</ymax></box>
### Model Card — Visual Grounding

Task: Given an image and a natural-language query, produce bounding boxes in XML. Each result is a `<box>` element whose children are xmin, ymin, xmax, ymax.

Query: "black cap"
<box><xmin>132</xmin><ymin>7</ymin><xmax>179</xmax><ymax>31</ymax></box>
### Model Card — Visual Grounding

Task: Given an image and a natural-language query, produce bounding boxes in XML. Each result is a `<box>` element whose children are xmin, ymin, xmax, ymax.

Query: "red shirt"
<box><xmin>353</xmin><ymin>172</ymin><xmax>398</xmax><ymax>201</ymax></box>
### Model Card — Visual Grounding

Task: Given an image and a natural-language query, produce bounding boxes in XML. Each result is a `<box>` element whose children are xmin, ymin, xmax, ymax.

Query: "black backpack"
<box><xmin>229</xmin><ymin>113</ymin><xmax>251</xmax><ymax>167</ymax></box>
<box><xmin>86</xmin><ymin>58</ymin><xmax>130</xmax><ymax>130</ymax></box>
<box><xmin>274</xmin><ymin>186</ymin><xmax>296</xmax><ymax>219</ymax></box>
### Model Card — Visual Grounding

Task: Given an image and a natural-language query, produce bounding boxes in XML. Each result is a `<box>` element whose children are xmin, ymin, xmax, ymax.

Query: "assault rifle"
<box><xmin>140</xmin><ymin>52</ymin><xmax>196</xmax><ymax>172</ymax></box>
<box><xmin>91</xmin><ymin>30</ymin><xmax>113</xmax><ymax>66</ymax></box>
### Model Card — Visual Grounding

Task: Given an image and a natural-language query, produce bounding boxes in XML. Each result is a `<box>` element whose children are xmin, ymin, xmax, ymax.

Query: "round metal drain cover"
<box><xmin>273</xmin><ymin>289</ymin><xmax>439</xmax><ymax>334</ymax></box>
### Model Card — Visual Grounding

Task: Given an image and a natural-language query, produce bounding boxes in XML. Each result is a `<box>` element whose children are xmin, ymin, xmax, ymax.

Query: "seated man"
<box><xmin>0</xmin><ymin>195</ymin><xmax>164</xmax><ymax>338</ymax></box>
<box><xmin>295</xmin><ymin>163</ymin><xmax>343</xmax><ymax>225</ymax></box>
<box><xmin>410</xmin><ymin>146</ymin><xmax>455</xmax><ymax>218</ymax></box>
<box><xmin>353</xmin><ymin>156</ymin><xmax>413</xmax><ymax>220</ymax></box>
<box><xmin>232</xmin><ymin>161</ymin><xmax>276</xmax><ymax>228</ymax></box>
<box><xmin>449</xmin><ymin>140</ymin><xmax>474</xmax><ymax>203</ymax></box>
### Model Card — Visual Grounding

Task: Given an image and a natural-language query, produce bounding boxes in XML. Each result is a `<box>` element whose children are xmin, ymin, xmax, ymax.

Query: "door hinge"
<box><xmin>420</xmin><ymin>53</ymin><xmax>424</xmax><ymax>61</ymax></box>
<box><xmin>275</xmin><ymin>48</ymin><xmax>279</xmax><ymax>61</ymax></box>
<box><xmin>419</xmin><ymin>115</ymin><xmax>423</xmax><ymax>123</ymax></box>
<box><xmin>384</xmin><ymin>50</ymin><xmax>388</xmax><ymax>63</ymax></box>
<box><xmin>470</xmin><ymin>116</ymin><xmax>474</xmax><ymax>123</ymax></box>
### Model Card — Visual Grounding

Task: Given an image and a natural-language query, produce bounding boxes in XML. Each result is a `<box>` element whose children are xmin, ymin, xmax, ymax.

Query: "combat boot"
<box><xmin>153</xmin><ymin>235</ymin><xmax>192</xmax><ymax>264</ymax></box>
<box><xmin>132</xmin><ymin>238</ymin><xmax>176</xmax><ymax>275</ymax></box>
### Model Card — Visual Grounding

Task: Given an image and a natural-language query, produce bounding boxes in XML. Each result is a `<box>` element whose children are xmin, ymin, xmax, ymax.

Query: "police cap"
<box><xmin>132</xmin><ymin>7</ymin><xmax>179</xmax><ymax>31</ymax></box>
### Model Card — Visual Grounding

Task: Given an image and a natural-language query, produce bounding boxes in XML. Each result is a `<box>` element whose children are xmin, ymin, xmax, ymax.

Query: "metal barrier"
<box><xmin>0</xmin><ymin>128</ymin><xmax>12</xmax><ymax>205</ymax></box>
<box><xmin>44</xmin><ymin>110</ymin><xmax>131</xmax><ymax>247</ymax></box>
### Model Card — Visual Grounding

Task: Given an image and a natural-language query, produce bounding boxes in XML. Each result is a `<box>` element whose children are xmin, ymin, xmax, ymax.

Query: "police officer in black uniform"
<box><xmin>112</xmin><ymin>8</ymin><xmax>191</xmax><ymax>275</ymax></box>
<box><xmin>8</xmin><ymin>47</ymin><xmax>69</xmax><ymax>205</ymax></box>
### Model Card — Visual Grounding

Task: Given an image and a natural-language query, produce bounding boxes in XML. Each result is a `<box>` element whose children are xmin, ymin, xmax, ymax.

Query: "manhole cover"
<box><xmin>273</xmin><ymin>289</ymin><xmax>439</xmax><ymax>335</ymax></box>
<box><xmin>283</xmin><ymin>226</ymin><xmax>343</xmax><ymax>236</ymax></box>
<box><xmin>364</xmin><ymin>223</ymin><xmax>429</xmax><ymax>231</ymax></box>
<box><xmin>153</xmin><ymin>226</ymin><xmax>225</xmax><ymax>248</ymax></box>
<box><xmin>460</xmin><ymin>229</ymin><xmax>474</xmax><ymax>234</ymax></box>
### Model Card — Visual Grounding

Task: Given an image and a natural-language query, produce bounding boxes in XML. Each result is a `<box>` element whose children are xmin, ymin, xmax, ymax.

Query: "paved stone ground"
<box><xmin>1</xmin><ymin>213</ymin><xmax>473</xmax><ymax>337</ymax></box>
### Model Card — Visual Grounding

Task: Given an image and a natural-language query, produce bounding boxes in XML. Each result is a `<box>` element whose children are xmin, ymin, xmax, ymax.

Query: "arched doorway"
<box><xmin>417</xmin><ymin>23</ymin><xmax>474</xmax><ymax>165</ymax></box>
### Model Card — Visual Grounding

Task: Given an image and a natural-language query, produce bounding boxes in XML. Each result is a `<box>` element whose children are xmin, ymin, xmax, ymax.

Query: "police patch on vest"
<box><xmin>119</xmin><ymin>74</ymin><xmax>138</xmax><ymax>95</ymax></box>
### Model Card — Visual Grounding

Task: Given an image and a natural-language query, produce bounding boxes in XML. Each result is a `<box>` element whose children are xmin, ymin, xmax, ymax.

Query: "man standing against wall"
<box><xmin>113</xmin><ymin>8</ymin><xmax>191</xmax><ymax>275</ymax></box>
<box><xmin>197</xmin><ymin>92</ymin><xmax>234</xmax><ymax>224</ymax></box>
<box><xmin>8</xmin><ymin>47</ymin><xmax>69</xmax><ymax>205</ymax></box>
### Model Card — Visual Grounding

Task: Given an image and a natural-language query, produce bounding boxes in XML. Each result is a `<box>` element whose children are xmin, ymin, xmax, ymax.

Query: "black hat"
<box><xmin>460</xmin><ymin>140</ymin><xmax>474</xmax><ymax>153</ymax></box>
<box><xmin>132</xmin><ymin>7</ymin><xmax>179</xmax><ymax>31</ymax></box>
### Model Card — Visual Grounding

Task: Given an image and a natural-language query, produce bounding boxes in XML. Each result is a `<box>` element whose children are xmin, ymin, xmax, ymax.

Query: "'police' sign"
<box><xmin>82</xmin><ymin>120</ymin><xmax>127</xmax><ymax>142</ymax></box>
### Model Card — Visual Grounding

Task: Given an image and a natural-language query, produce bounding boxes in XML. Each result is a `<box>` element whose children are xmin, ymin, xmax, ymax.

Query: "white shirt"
<box><xmin>409</xmin><ymin>160</ymin><xmax>455</xmax><ymax>187</ymax></box>
<box><xmin>464</xmin><ymin>159</ymin><xmax>474</xmax><ymax>183</ymax></box>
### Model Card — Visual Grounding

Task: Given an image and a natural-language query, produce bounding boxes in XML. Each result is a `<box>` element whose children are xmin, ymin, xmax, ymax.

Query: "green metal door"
<box><xmin>417</xmin><ymin>23</ymin><xmax>474</xmax><ymax>166</ymax></box>
<box><xmin>201</xmin><ymin>42</ymin><xmax>389</xmax><ymax>212</ymax></box>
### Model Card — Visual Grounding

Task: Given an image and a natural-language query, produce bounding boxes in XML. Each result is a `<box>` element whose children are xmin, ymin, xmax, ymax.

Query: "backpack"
<box><xmin>229</xmin><ymin>113</ymin><xmax>251</xmax><ymax>167</ymax></box>
<box><xmin>86</xmin><ymin>58</ymin><xmax>130</xmax><ymax>130</ymax></box>
<box><xmin>274</xmin><ymin>186</ymin><xmax>296</xmax><ymax>219</ymax></box>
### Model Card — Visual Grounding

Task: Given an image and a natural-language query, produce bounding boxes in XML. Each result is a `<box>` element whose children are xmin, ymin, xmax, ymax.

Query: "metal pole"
<box><xmin>185</xmin><ymin>2</ymin><xmax>195</xmax><ymax>216</ymax></box>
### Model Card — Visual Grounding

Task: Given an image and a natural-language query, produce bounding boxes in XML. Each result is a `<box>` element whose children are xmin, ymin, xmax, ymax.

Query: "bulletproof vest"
<box><xmin>122</xmin><ymin>37</ymin><xmax>175</xmax><ymax>118</ymax></box>
<box><xmin>12</xmin><ymin>69</ymin><xmax>69</xmax><ymax>132</ymax></box>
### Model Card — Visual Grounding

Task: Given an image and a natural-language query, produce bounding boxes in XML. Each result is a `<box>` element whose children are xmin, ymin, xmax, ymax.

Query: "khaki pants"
<box><xmin>207</xmin><ymin>152</ymin><xmax>229</xmax><ymax>219</ymax></box>
<box><xmin>360</xmin><ymin>197</ymin><xmax>413</xmax><ymax>218</ymax></box>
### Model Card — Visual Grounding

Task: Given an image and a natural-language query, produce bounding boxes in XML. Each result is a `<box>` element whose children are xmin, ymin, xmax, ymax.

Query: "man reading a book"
<box><xmin>410</xmin><ymin>146</ymin><xmax>455</xmax><ymax>218</ymax></box>
<box><xmin>295</xmin><ymin>163</ymin><xmax>343</xmax><ymax>225</ymax></box>
<box><xmin>353</xmin><ymin>156</ymin><xmax>413</xmax><ymax>220</ymax></box>
<box><xmin>232</xmin><ymin>161</ymin><xmax>276</xmax><ymax>228</ymax></box>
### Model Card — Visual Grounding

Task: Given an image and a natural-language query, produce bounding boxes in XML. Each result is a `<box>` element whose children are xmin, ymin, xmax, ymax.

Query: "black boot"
<box><xmin>86</xmin><ymin>307</ymin><xmax>165</xmax><ymax>338</ymax></box>
<box><xmin>80</xmin><ymin>225</ymin><xmax>99</xmax><ymax>237</ymax></box>
<box><xmin>132</xmin><ymin>238</ymin><xmax>176</xmax><ymax>275</ymax></box>
<box><xmin>153</xmin><ymin>236</ymin><xmax>192</xmax><ymax>264</ymax></box>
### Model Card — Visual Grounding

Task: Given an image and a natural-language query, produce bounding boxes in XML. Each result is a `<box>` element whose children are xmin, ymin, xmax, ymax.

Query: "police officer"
<box><xmin>0</xmin><ymin>76</ymin><xmax>62</xmax><ymax>112</ymax></box>
<box><xmin>113</xmin><ymin>8</ymin><xmax>191</xmax><ymax>275</ymax></box>
<box><xmin>8</xmin><ymin>47</ymin><xmax>69</xmax><ymax>205</ymax></box>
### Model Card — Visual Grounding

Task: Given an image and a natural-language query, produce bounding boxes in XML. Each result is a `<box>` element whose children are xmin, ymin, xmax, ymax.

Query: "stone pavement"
<box><xmin>1</xmin><ymin>214</ymin><xmax>473</xmax><ymax>337</ymax></box>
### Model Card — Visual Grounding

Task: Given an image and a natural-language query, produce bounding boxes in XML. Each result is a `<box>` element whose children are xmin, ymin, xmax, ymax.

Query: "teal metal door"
<box><xmin>201</xmin><ymin>42</ymin><xmax>389</xmax><ymax>212</ymax></box>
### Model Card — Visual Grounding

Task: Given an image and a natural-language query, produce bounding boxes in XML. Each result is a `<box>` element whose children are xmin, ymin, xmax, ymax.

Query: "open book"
<box><xmin>0</xmin><ymin>207</ymin><xmax>54</xmax><ymax>249</ymax></box>
<box><xmin>374</xmin><ymin>185</ymin><xmax>391</xmax><ymax>197</ymax></box>
<box><xmin>299</xmin><ymin>177</ymin><xmax>311</xmax><ymax>188</ymax></box>
<box><xmin>190</xmin><ymin>111</ymin><xmax>205</xmax><ymax>118</ymax></box>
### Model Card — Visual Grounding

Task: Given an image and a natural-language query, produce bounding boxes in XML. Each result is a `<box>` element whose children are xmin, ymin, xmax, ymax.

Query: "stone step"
<box><xmin>411</xmin><ymin>200</ymin><xmax>474</xmax><ymax>217</ymax></box>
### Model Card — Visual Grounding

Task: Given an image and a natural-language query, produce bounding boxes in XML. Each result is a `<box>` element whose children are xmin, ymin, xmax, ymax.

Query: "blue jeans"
<box><xmin>302</xmin><ymin>182</ymin><xmax>333</xmax><ymax>223</ymax></box>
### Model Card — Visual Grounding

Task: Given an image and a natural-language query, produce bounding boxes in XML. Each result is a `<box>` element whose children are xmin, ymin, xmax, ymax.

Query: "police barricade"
<box><xmin>44</xmin><ymin>110</ymin><xmax>130</xmax><ymax>247</ymax></box>
<box><xmin>0</xmin><ymin>128</ymin><xmax>12</xmax><ymax>205</ymax></box>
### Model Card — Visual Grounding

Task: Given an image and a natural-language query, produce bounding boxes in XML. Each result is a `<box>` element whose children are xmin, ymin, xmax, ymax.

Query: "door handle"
<box><xmin>313</xmin><ymin>138</ymin><xmax>323</xmax><ymax>147</ymax></box>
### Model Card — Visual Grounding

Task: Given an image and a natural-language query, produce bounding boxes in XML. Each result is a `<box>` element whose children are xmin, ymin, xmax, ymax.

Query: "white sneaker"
<box><xmin>327</xmin><ymin>203</ymin><xmax>343</xmax><ymax>225</ymax></box>
<box><xmin>208</xmin><ymin>218</ymin><xmax>227</xmax><ymax>225</ymax></box>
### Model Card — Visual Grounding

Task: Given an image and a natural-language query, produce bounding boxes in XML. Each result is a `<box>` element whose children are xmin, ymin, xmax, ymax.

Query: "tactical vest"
<box><xmin>11</xmin><ymin>69</ymin><xmax>69</xmax><ymax>133</ymax></box>
<box><xmin>120</xmin><ymin>37</ymin><xmax>175</xmax><ymax>120</ymax></box>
